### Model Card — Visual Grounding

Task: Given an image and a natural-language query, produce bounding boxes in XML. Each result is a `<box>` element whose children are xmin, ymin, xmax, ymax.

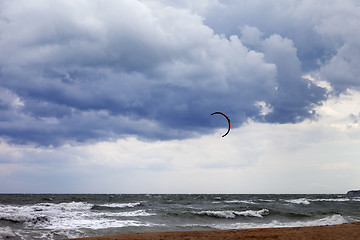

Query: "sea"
<box><xmin>0</xmin><ymin>194</ymin><xmax>360</xmax><ymax>239</ymax></box>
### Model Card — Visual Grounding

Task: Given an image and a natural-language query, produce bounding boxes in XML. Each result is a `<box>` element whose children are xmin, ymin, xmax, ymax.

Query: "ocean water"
<box><xmin>0</xmin><ymin>194</ymin><xmax>359</xmax><ymax>239</ymax></box>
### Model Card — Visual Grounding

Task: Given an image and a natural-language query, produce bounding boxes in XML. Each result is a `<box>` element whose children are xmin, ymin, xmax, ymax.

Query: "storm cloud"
<box><xmin>0</xmin><ymin>0</ymin><xmax>358</xmax><ymax>146</ymax></box>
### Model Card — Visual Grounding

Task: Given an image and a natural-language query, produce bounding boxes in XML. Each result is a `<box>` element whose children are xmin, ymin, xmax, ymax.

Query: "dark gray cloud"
<box><xmin>1</xmin><ymin>0</ymin><xmax>358</xmax><ymax>146</ymax></box>
<box><xmin>203</xmin><ymin>0</ymin><xmax>341</xmax><ymax>71</ymax></box>
<box><xmin>203</xmin><ymin>0</ymin><xmax>360</xmax><ymax>91</ymax></box>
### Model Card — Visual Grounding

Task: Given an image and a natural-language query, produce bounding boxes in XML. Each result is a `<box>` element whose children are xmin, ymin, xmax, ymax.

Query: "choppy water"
<box><xmin>0</xmin><ymin>194</ymin><xmax>359</xmax><ymax>239</ymax></box>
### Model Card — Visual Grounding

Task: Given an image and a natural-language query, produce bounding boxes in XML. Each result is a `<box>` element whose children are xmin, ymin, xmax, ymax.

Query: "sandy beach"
<box><xmin>68</xmin><ymin>222</ymin><xmax>360</xmax><ymax>240</ymax></box>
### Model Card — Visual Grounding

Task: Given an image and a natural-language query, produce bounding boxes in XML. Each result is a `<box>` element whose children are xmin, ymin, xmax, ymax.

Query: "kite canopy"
<box><xmin>211</xmin><ymin>112</ymin><xmax>231</xmax><ymax>137</ymax></box>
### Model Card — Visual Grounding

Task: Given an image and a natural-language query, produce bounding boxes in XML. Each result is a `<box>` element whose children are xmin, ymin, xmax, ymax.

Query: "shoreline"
<box><xmin>67</xmin><ymin>222</ymin><xmax>360</xmax><ymax>240</ymax></box>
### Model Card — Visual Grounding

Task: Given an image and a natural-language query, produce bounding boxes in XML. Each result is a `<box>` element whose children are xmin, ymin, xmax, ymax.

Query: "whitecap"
<box><xmin>195</xmin><ymin>209</ymin><xmax>269</xmax><ymax>219</ymax></box>
<box><xmin>310</xmin><ymin>198</ymin><xmax>350</xmax><ymax>202</ymax></box>
<box><xmin>224</xmin><ymin>200</ymin><xmax>256</xmax><ymax>204</ymax></box>
<box><xmin>234</xmin><ymin>209</ymin><xmax>269</xmax><ymax>218</ymax></box>
<box><xmin>284</xmin><ymin>198</ymin><xmax>310</xmax><ymax>205</ymax></box>
<box><xmin>196</xmin><ymin>210</ymin><xmax>237</xmax><ymax>219</ymax></box>
<box><xmin>98</xmin><ymin>202</ymin><xmax>141</xmax><ymax>208</ymax></box>
<box><xmin>258</xmin><ymin>199</ymin><xmax>275</xmax><ymax>202</ymax></box>
<box><xmin>99</xmin><ymin>210</ymin><xmax>155</xmax><ymax>217</ymax></box>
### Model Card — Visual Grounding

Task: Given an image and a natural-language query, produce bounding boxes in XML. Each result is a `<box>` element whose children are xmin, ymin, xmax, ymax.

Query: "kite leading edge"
<box><xmin>211</xmin><ymin>112</ymin><xmax>231</xmax><ymax>137</ymax></box>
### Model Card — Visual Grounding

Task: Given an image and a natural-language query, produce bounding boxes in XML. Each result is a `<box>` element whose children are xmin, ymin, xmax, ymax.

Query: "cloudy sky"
<box><xmin>1</xmin><ymin>0</ymin><xmax>360</xmax><ymax>193</ymax></box>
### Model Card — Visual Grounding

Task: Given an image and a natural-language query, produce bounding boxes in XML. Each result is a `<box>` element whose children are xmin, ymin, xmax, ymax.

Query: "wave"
<box><xmin>0</xmin><ymin>204</ymin><xmax>51</xmax><ymax>225</ymax></box>
<box><xmin>0</xmin><ymin>201</ymin><xmax>153</xmax><ymax>232</ymax></box>
<box><xmin>94</xmin><ymin>210</ymin><xmax>155</xmax><ymax>217</ymax></box>
<box><xmin>258</xmin><ymin>199</ymin><xmax>275</xmax><ymax>202</ymax></box>
<box><xmin>57</xmin><ymin>201</ymin><xmax>94</xmax><ymax>210</ymax></box>
<box><xmin>224</xmin><ymin>200</ymin><xmax>256</xmax><ymax>204</ymax></box>
<box><xmin>283</xmin><ymin>198</ymin><xmax>310</xmax><ymax>205</ymax></box>
<box><xmin>310</xmin><ymin>198</ymin><xmax>351</xmax><ymax>202</ymax></box>
<box><xmin>0</xmin><ymin>214</ymin><xmax>49</xmax><ymax>225</ymax></box>
<box><xmin>95</xmin><ymin>202</ymin><xmax>142</xmax><ymax>209</ymax></box>
<box><xmin>283</xmin><ymin>197</ymin><xmax>360</xmax><ymax>205</ymax></box>
<box><xmin>214</xmin><ymin>214</ymin><xmax>348</xmax><ymax>230</ymax></box>
<box><xmin>0</xmin><ymin>201</ymin><xmax>143</xmax><ymax>218</ymax></box>
<box><xmin>30</xmin><ymin>202</ymin><xmax>94</xmax><ymax>211</ymax></box>
<box><xmin>194</xmin><ymin>209</ymin><xmax>269</xmax><ymax>219</ymax></box>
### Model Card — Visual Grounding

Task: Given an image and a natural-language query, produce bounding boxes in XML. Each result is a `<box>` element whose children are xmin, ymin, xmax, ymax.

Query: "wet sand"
<box><xmin>68</xmin><ymin>222</ymin><xmax>360</xmax><ymax>240</ymax></box>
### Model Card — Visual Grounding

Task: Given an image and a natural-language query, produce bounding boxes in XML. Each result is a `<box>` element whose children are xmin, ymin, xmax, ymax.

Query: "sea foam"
<box><xmin>0</xmin><ymin>201</ymin><xmax>153</xmax><ymax>232</ymax></box>
<box><xmin>214</xmin><ymin>214</ymin><xmax>348</xmax><ymax>230</ymax></box>
<box><xmin>0</xmin><ymin>227</ymin><xmax>16</xmax><ymax>239</ymax></box>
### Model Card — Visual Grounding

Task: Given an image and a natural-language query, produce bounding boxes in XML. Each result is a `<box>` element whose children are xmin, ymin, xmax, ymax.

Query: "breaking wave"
<box><xmin>283</xmin><ymin>198</ymin><xmax>311</xmax><ymax>205</ymax></box>
<box><xmin>0</xmin><ymin>201</ymin><xmax>154</xmax><ymax>232</ymax></box>
<box><xmin>194</xmin><ymin>209</ymin><xmax>269</xmax><ymax>219</ymax></box>
<box><xmin>97</xmin><ymin>202</ymin><xmax>142</xmax><ymax>208</ymax></box>
<box><xmin>224</xmin><ymin>200</ymin><xmax>256</xmax><ymax>204</ymax></box>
